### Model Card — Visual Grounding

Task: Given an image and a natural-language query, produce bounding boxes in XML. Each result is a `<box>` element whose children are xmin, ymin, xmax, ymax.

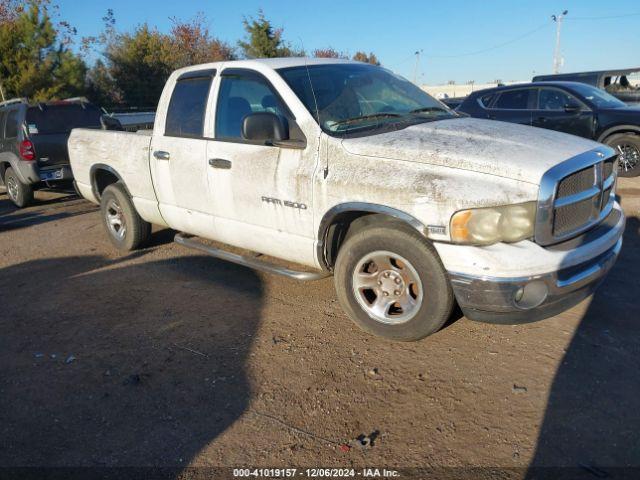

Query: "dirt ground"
<box><xmin>1</xmin><ymin>178</ymin><xmax>639</xmax><ymax>479</ymax></box>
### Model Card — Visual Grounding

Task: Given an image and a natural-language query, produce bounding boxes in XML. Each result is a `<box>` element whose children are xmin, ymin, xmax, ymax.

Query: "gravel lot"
<box><xmin>1</xmin><ymin>179</ymin><xmax>639</xmax><ymax>478</ymax></box>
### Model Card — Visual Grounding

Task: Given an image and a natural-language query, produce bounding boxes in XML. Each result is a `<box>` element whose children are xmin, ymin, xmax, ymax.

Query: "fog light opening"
<box><xmin>513</xmin><ymin>281</ymin><xmax>548</xmax><ymax>310</ymax></box>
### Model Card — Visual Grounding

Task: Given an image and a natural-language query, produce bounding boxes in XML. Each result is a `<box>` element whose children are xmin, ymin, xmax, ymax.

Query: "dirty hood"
<box><xmin>341</xmin><ymin>117</ymin><xmax>603</xmax><ymax>184</ymax></box>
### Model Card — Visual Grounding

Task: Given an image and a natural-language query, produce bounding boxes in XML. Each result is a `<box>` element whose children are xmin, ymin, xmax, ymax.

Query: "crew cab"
<box><xmin>69</xmin><ymin>59</ymin><xmax>625</xmax><ymax>341</ymax></box>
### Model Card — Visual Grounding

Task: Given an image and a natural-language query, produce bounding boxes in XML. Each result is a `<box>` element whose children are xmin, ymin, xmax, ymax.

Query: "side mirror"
<box><xmin>242</xmin><ymin>112</ymin><xmax>288</xmax><ymax>143</ymax></box>
<box><xmin>564</xmin><ymin>103</ymin><xmax>581</xmax><ymax>114</ymax></box>
<box><xmin>100</xmin><ymin>115</ymin><xmax>124</xmax><ymax>131</ymax></box>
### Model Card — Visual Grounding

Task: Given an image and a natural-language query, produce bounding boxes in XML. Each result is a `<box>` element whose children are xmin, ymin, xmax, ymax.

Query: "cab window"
<box><xmin>215</xmin><ymin>71</ymin><xmax>289</xmax><ymax>140</ymax></box>
<box><xmin>165</xmin><ymin>76</ymin><xmax>213</xmax><ymax>138</ymax></box>
<box><xmin>494</xmin><ymin>89</ymin><xmax>531</xmax><ymax>110</ymax></box>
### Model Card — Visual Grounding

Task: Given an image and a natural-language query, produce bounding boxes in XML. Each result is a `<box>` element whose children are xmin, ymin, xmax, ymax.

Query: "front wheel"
<box><xmin>100</xmin><ymin>183</ymin><xmax>151</xmax><ymax>251</ymax></box>
<box><xmin>4</xmin><ymin>167</ymin><xmax>34</xmax><ymax>208</ymax></box>
<box><xmin>605</xmin><ymin>133</ymin><xmax>640</xmax><ymax>177</ymax></box>
<box><xmin>334</xmin><ymin>222</ymin><xmax>454</xmax><ymax>341</ymax></box>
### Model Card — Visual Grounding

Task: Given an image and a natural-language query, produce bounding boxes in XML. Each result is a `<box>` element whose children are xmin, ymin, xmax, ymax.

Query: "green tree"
<box><xmin>353</xmin><ymin>51</ymin><xmax>380</xmax><ymax>65</ymax></box>
<box><xmin>87</xmin><ymin>10</ymin><xmax>235</xmax><ymax>108</ymax></box>
<box><xmin>0</xmin><ymin>0</ymin><xmax>86</xmax><ymax>101</ymax></box>
<box><xmin>238</xmin><ymin>10</ymin><xmax>302</xmax><ymax>58</ymax></box>
<box><xmin>102</xmin><ymin>23</ymin><xmax>173</xmax><ymax>108</ymax></box>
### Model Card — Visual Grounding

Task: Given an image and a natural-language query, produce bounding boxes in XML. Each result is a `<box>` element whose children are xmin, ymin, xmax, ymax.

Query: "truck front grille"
<box><xmin>535</xmin><ymin>148</ymin><xmax>617</xmax><ymax>246</ymax></box>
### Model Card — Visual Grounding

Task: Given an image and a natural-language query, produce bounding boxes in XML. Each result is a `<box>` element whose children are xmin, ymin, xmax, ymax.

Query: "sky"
<box><xmin>55</xmin><ymin>0</ymin><xmax>640</xmax><ymax>85</ymax></box>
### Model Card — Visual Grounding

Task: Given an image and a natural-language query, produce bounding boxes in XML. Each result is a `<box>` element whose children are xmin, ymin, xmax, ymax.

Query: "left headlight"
<box><xmin>450</xmin><ymin>201</ymin><xmax>537</xmax><ymax>245</ymax></box>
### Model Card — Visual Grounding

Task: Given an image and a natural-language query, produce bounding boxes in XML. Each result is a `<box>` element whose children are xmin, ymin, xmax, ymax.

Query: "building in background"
<box><xmin>422</xmin><ymin>80</ymin><xmax>527</xmax><ymax>100</ymax></box>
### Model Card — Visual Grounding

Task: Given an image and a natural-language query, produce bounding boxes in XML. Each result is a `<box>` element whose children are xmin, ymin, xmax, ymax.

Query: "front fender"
<box><xmin>597</xmin><ymin>124</ymin><xmax>640</xmax><ymax>143</ymax></box>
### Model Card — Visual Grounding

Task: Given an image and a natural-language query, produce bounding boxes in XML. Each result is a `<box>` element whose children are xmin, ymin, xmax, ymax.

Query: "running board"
<box><xmin>174</xmin><ymin>233</ymin><xmax>331</xmax><ymax>281</ymax></box>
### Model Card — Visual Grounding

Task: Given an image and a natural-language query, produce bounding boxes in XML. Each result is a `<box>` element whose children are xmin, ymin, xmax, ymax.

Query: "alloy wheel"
<box><xmin>617</xmin><ymin>143</ymin><xmax>640</xmax><ymax>173</ymax></box>
<box><xmin>352</xmin><ymin>250</ymin><xmax>423</xmax><ymax>325</ymax></box>
<box><xmin>105</xmin><ymin>198</ymin><xmax>127</xmax><ymax>240</ymax></box>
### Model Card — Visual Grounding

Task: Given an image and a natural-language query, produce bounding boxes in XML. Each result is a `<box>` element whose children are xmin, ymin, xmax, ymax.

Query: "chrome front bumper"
<box><xmin>448</xmin><ymin>208</ymin><xmax>625</xmax><ymax>324</ymax></box>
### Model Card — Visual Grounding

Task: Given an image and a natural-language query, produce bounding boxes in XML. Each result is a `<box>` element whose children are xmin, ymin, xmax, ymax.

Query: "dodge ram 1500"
<box><xmin>69</xmin><ymin>58</ymin><xmax>625</xmax><ymax>341</ymax></box>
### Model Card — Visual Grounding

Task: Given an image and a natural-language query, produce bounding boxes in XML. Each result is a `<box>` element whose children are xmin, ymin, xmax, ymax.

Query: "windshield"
<box><xmin>569</xmin><ymin>83</ymin><xmax>627</xmax><ymax>109</ymax></box>
<box><xmin>26</xmin><ymin>104</ymin><xmax>102</xmax><ymax>135</ymax></box>
<box><xmin>278</xmin><ymin>63</ymin><xmax>454</xmax><ymax>135</ymax></box>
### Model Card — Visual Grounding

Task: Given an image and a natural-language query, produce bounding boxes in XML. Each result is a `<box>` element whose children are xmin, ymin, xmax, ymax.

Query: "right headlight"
<box><xmin>450</xmin><ymin>201</ymin><xmax>537</xmax><ymax>245</ymax></box>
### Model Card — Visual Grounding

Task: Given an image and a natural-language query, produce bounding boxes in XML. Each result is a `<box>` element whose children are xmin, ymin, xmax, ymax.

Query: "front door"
<box><xmin>150</xmin><ymin>71</ymin><xmax>215</xmax><ymax>237</ymax></box>
<box><xmin>205</xmin><ymin>68</ymin><xmax>317</xmax><ymax>266</ymax></box>
<box><xmin>532</xmin><ymin>87</ymin><xmax>594</xmax><ymax>139</ymax></box>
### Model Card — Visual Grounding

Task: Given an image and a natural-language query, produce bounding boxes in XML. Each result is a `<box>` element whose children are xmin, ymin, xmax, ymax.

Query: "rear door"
<box><xmin>150</xmin><ymin>69</ymin><xmax>217</xmax><ymax>237</ymax></box>
<box><xmin>531</xmin><ymin>87</ymin><xmax>594</xmax><ymax>138</ymax></box>
<box><xmin>486</xmin><ymin>88</ymin><xmax>534</xmax><ymax>125</ymax></box>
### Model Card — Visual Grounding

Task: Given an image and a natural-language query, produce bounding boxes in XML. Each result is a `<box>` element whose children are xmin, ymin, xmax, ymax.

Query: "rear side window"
<box><xmin>5</xmin><ymin>110</ymin><xmax>19</xmax><ymax>138</ymax></box>
<box><xmin>479</xmin><ymin>92</ymin><xmax>496</xmax><ymax>108</ymax></box>
<box><xmin>494</xmin><ymin>89</ymin><xmax>531</xmax><ymax>110</ymax></box>
<box><xmin>26</xmin><ymin>104</ymin><xmax>102</xmax><ymax>135</ymax></box>
<box><xmin>165</xmin><ymin>76</ymin><xmax>213</xmax><ymax>138</ymax></box>
<box><xmin>0</xmin><ymin>111</ymin><xmax>6</xmax><ymax>139</ymax></box>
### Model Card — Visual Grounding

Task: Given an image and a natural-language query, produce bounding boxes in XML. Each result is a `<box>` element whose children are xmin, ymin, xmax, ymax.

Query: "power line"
<box><xmin>424</xmin><ymin>22</ymin><xmax>551</xmax><ymax>59</ymax></box>
<box><xmin>568</xmin><ymin>12</ymin><xmax>640</xmax><ymax>20</ymax></box>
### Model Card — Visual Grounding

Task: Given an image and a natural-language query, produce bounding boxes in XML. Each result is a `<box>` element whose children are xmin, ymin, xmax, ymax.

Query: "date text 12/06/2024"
<box><xmin>233</xmin><ymin>468</ymin><xmax>400</xmax><ymax>478</ymax></box>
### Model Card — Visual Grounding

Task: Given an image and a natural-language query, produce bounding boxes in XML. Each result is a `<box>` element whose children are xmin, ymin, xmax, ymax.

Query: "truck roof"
<box><xmin>172</xmin><ymin>57</ymin><xmax>362</xmax><ymax>76</ymax></box>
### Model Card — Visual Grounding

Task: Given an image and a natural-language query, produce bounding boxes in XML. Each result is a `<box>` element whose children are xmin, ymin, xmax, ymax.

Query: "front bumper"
<box><xmin>443</xmin><ymin>206</ymin><xmax>625</xmax><ymax>324</ymax></box>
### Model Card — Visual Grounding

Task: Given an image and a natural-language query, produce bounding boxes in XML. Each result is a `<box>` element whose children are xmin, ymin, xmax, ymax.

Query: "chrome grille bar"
<box><xmin>535</xmin><ymin>146</ymin><xmax>617</xmax><ymax>246</ymax></box>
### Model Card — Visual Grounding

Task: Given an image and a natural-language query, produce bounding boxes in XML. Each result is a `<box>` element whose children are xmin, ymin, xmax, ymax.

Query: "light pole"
<box><xmin>413</xmin><ymin>49</ymin><xmax>423</xmax><ymax>84</ymax></box>
<box><xmin>551</xmin><ymin>10</ymin><xmax>568</xmax><ymax>74</ymax></box>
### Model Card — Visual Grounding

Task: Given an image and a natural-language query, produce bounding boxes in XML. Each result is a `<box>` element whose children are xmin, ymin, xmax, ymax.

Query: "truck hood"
<box><xmin>341</xmin><ymin>117</ymin><xmax>602</xmax><ymax>184</ymax></box>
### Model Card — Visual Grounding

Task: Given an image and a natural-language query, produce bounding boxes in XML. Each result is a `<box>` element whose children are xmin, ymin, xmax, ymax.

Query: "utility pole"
<box><xmin>551</xmin><ymin>10</ymin><xmax>568</xmax><ymax>74</ymax></box>
<box><xmin>413</xmin><ymin>49</ymin><xmax>423</xmax><ymax>85</ymax></box>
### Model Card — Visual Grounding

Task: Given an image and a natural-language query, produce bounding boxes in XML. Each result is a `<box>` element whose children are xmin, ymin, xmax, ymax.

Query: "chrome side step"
<box><xmin>174</xmin><ymin>233</ymin><xmax>331</xmax><ymax>281</ymax></box>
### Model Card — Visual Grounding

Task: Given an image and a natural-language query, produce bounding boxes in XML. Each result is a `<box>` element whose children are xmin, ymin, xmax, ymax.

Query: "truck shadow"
<box><xmin>0</xmin><ymin>195</ymin><xmax>96</xmax><ymax>233</ymax></box>
<box><xmin>527</xmin><ymin>216</ymin><xmax>640</xmax><ymax>476</ymax></box>
<box><xmin>0</xmin><ymin>253</ymin><xmax>263</xmax><ymax>471</ymax></box>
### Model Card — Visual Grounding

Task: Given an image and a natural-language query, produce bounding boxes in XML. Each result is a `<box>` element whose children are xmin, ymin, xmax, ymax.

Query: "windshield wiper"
<box><xmin>330</xmin><ymin>112</ymin><xmax>403</xmax><ymax>127</ymax></box>
<box><xmin>409</xmin><ymin>106</ymin><xmax>451</xmax><ymax>115</ymax></box>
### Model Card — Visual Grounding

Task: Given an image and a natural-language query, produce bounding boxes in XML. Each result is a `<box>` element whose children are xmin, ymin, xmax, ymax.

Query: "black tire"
<box><xmin>100</xmin><ymin>183</ymin><xmax>151</xmax><ymax>251</ymax></box>
<box><xmin>4</xmin><ymin>167</ymin><xmax>34</xmax><ymax>208</ymax></box>
<box><xmin>604</xmin><ymin>133</ymin><xmax>640</xmax><ymax>177</ymax></box>
<box><xmin>334</xmin><ymin>220</ymin><xmax>454</xmax><ymax>341</ymax></box>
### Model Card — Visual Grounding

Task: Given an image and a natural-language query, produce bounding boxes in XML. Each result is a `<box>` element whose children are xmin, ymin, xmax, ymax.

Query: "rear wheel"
<box><xmin>100</xmin><ymin>183</ymin><xmax>151</xmax><ymax>251</ymax></box>
<box><xmin>604</xmin><ymin>133</ymin><xmax>640</xmax><ymax>177</ymax></box>
<box><xmin>5</xmin><ymin>167</ymin><xmax>34</xmax><ymax>208</ymax></box>
<box><xmin>334</xmin><ymin>221</ymin><xmax>454</xmax><ymax>341</ymax></box>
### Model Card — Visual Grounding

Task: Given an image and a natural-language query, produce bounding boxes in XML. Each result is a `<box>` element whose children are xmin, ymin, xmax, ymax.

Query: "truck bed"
<box><xmin>68</xmin><ymin>129</ymin><xmax>156</xmax><ymax>206</ymax></box>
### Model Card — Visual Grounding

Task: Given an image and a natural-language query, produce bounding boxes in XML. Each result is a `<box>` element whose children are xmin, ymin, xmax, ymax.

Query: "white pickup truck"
<box><xmin>69</xmin><ymin>58</ymin><xmax>625</xmax><ymax>341</ymax></box>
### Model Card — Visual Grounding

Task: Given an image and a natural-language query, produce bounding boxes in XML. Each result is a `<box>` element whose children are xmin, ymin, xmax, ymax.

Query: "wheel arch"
<box><xmin>90</xmin><ymin>164</ymin><xmax>131</xmax><ymax>201</ymax></box>
<box><xmin>597</xmin><ymin>124</ymin><xmax>640</xmax><ymax>143</ymax></box>
<box><xmin>316</xmin><ymin>202</ymin><xmax>428</xmax><ymax>271</ymax></box>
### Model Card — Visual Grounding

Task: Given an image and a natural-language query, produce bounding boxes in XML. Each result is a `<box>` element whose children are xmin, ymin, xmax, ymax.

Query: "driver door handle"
<box><xmin>209</xmin><ymin>158</ymin><xmax>232</xmax><ymax>169</ymax></box>
<box><xmin>153</xmin><ymin>151</ymin><xmax>171</xmax><ymax>160</ymax></box>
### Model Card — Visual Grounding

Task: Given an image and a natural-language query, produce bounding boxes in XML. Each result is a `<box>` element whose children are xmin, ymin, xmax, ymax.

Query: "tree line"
<box><xmin>0</xmin><ymin>1</ymin><xmax>380</xmax><ymax>109</ymax></box>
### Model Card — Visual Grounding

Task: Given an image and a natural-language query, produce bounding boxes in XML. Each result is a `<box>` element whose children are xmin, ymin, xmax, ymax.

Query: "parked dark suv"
<box><xmin>0</xmin><ymin>98</ymin><xmax>103</xmax><ymax>207</ymax></box>
<box><xmin>457</xmin><ymin>81</ymin><xmax>640</xmax><ymax>176</ymax></box>
<box><xmin>533</xmin><ymin>67</ymin><xmax>640</xmax><ymax>105</ymax></box>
